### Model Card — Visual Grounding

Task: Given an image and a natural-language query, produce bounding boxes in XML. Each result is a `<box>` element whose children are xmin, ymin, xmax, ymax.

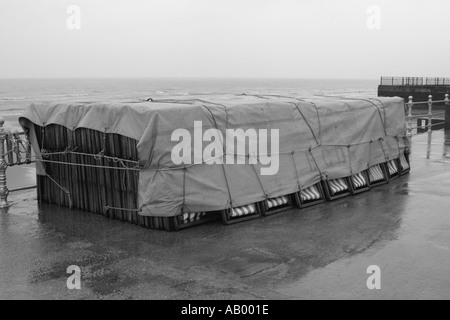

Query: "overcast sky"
<box><xmin>0</xmin><ymin>0</ymin><xmax>449</xmax><ymax>79</ymax></box>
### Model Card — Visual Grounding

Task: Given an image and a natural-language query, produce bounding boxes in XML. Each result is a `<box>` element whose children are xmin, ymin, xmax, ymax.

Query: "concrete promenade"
<box><xmin>1</xmin><ymin>131</ymin><xmax>450</xmax><ymax>300</ymax></box>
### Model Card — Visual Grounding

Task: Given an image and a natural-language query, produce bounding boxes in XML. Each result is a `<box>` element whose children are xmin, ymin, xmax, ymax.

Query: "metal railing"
<box><xmin>406</xmin><ymin>94</ymin><xmax>450</xmax><ymax>141</ymax></box>
<box><xmin>0</xmin><ymin>117</ymin><xmax>35</xmax><ymax>209</ymax></box>
<box><xmin>381</xmin><ymin>76</ymin><xmax>450</xmax><ymax>86</ymax></box>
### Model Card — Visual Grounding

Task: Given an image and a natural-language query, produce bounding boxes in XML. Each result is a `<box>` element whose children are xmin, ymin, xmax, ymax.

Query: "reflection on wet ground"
<box><xmin>1</xmin><ymin>131</ymin><xmax>450</xmax><ymax>299</ymax></box>
<box><xmin>444</xmin><ymin>131</ymin><xmax>450</xmax><ymax>159</ymax></box>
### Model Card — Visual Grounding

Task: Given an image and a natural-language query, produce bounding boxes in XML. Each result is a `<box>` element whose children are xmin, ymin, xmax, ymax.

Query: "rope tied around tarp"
<box><xmin>378</xmin><ymin>137</ymin><xmax>390</xmax><ymax>162</ymax></box>
<box><xmin>46</xmin><ymin>173</ymin><xmax>72</xmax><ymax>209</ymax></box>
<box><xmin>200</xmin><ymin>104</ymin><xmax>234</xmax><ymax>209</ymax></box>
<box><xmin>347</xmin><ymin>145</ymin><xmax>354</xmax><ymax>176</ymax></box>
<box><xmin>104</xmin><ymin>205</ymin><xmax>140</xmax><ymax>213</ymax></box>
<box><xmin>367</xmin><ymin>140</ymin><xmax>373</xmax><ymax>170</ymax></box>
<box><xmin>290</xmin><ymin>151</ymin><xmax>302</xmax><ymax>192</ymax></box>
<box><xmin>40</xmin><ymin>122</ymin><xmax>45</xmax><ymax>154</ymax></box>
<box><xmin>181</xmin><ymin>166</ymin><xmax>187</xmax><ymax>214</ymax></box>
<box><xmin>308</xmin><ymin>146</ymin><xmax>323</xmax><ymax>179</ymax></box>
<box><xmin>250</xmin><ymin>155</ymin><xmax>269</xmax><ymax>200</ymax></box>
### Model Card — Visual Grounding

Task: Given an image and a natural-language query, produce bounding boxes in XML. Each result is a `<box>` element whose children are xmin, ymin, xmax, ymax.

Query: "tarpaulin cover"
<box><xmin>19</xmin><ymin>95</ymin><xmax>408</xmax><ymax>217</ymax></box>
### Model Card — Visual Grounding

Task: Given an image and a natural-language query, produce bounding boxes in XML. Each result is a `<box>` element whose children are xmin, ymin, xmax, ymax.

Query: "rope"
<box><xmin>379</xmin><ymin>138</ymin><xmax>390</xmax><ymax>162</ymax></box>
<box><xmin>40</xmin><ymin>123</ymin><xmax>45</xmax><ymax>153</ymax></box>
<box><xmin>291</xmin><ymin>102</ymin><xmax>320</xmax><ymax>146</ymax></box>
<box><xmin>42</xmin><ymin>150</ymin><xmax>139</xmax><ymax>165</ymax></box>
<box><xmin>46</xmin><ymin>173</ymin><xmax>72</xmax><ymax>209</ymax></box>
<box><xmin>367</xmin><ymin>140</ymin><xmax>373</xmax><ymax>170</ymax></box>
<box><xmin>182</xmin><ymin>167</ymin><xmax>186</xmax><ymax>214</ymax></box>
<box><xmin>308</xmin><ymin>147</ymin><xmax>323</xmax><ymax>178</ymax></box>
<box><xmin>315</xmin><ymin>96</ymin><xmax>388</xmax><ymax>137</ymax></box>
<box><xmin>104</xmin><ymin>205</ymin><xmax>140</xmax><ymax>212</ymax></box>
<box><xmin>347</xmin><ymin>145</ymin><xmax>353</xmax><ymax>175</ymax></box>
<box><xmin>0</xmin><ymin>149</ymin><xmax>15</xmax><ymax>158</ymax></box>
<box><xmin>36</xmin><ymin>158</ymin><xmax>141</xmax><ymax>171</ymax></box>
<box><xmin>240</xmin><ymin>93</ymin><xmax>323</xmax><ymax>143</ymax></box>
<box><xmin>251</xmin><ymin>158</ymin><xmax>268</xmax><ymax>200</ymax></box>
<box><xmin>200</xmin><ymin>104</ymin><xmax>234</xmax><ymax>208</ymax></box>
<box><xmin>291</xmin><ymin>151</ymin><xmax>301</xmax><ymax>192</ymax></box>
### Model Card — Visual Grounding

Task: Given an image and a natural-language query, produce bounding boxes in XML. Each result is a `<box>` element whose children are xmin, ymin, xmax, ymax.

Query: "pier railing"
<box><xmin>406</xmin><ymin>94</ymin><xmax>450</xmax><ymax>141</ymax></box>
<box><xmin>381</xmin><ymin>77</ymin><xmax>450</xmax><ymax>86</ymax></box>
<box><xmin>0</xmin><ymin>117</ymin><xmax>35</xmax><ymax>208</ymax></box>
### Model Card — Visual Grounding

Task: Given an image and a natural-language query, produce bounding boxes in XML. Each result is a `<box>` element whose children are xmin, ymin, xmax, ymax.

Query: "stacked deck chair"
<box><xmin>19</xmin><ymin>95</ymin><xmax>410</xmax><ymax>231</ymax></box>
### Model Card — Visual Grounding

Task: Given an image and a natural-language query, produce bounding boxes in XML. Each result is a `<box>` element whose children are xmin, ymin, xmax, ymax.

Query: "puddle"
<box><xmin>210</xmin><ymin>248</ymin><xmax>284</xmax><ymax>278</ymax></box>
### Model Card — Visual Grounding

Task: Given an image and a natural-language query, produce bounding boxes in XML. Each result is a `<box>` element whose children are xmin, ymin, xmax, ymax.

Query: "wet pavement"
<box><xmin>1</xmin><ymin>131</ymin><xmax>450</xmax><ymax>300</ymax></box>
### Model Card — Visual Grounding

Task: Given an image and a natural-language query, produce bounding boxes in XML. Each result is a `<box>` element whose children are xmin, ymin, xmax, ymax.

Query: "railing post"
<box><xmin>0</xmin><ymin>117</ymin><xmax>11</xmax><ymax>209</ymax></box>
<box><xmin>407</xmin><ymin>96</ymin><xmax>413</xmax><ymax>142</ymax></box>
<box><xmin>445</xmin><ymin>94</ymin><xmax>450</xmax><ymax>131</ymax></box>
<box><xmin>428</xmin><ymin>95</ymin><xmax>433</xmax><ymax>134</ymax></box>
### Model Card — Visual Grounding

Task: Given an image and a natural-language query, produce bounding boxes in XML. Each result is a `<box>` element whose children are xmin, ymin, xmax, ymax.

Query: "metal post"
<box><xmin>428</xmin><ymin>95</ymin><xmax>433</xmax><ymax>134</ymax></box>
<box><xmin>445</xmin><ymin>94</ymin><xmax>450</xmax><ymax>131</ymax></box>
<box><xmin>407</xmin><ymin>96</ymin><xmax>413</xmax><ymax>142</ymax></box>
<box><xmin>0</xmin><ymin>117</ymin><xmax>11</xmax><ymax>208</ymax></box>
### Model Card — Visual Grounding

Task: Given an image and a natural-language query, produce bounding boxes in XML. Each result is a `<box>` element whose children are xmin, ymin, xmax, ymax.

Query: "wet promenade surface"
<box><xmin>1</xmin><ymin>131</ymin><xmax>450</xmax><ymax>300</ymax></box>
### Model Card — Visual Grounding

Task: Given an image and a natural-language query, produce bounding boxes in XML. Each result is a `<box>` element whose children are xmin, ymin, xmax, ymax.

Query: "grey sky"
<box><xmin>0</xmin><ymin>0</ymin><xmax>448</xmax><ymax>79</ymax></box>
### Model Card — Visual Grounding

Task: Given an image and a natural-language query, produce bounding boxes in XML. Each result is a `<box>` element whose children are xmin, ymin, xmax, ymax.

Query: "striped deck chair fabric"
<box><xmin>181</xmin><ymin>212</ymin><xmax>206</xmax><ymax>224</ymax></box>
<box><xmin>387</xmin><ymin>159</ymin><xmax>399</xmax><ymax>175</ymax></box>
<box><xmin>369</xmin><ymin>164</ymin><xmax>385</xmax><ymax>182</ymax></box>
<box><xmin>328</xmin><ymin>178</ymin><xmax>349</xmax><ymax>195</ymax></box>
<box><xmin>400</xmin><ymin>153</ymin><xmax>410</xmax><ymax>170</ymax></box>
<box><xmin>267</xmin><ymin>196</ymin><xmax>289</xmax><ymax>209</ymax></box>
<box><xmin>351</xmin><ymin>172</ymin><xmax>368</xmax><ymax>189</ymax></box>
<box><xmin>301</xmin><ymin>184</ymin><xmax>322</xmax><ymax>202</ymax></box>
<box><xmin>231</xmin><ymin>204</ymin><xmax>256</xmax><ymax>218</ymax></box>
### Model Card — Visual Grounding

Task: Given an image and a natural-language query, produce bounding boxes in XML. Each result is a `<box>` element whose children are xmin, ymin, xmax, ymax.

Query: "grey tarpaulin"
<box><xmin>19</xmin><ymin>95</ymin><xmax>407</xmax><ymax>217</ymax></box>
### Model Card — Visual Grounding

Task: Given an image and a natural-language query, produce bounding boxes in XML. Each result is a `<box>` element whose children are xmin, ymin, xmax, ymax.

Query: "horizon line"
<box><xmin>0</xmin><ymin>76</ymin><xmax>380</xmax><ymax>81</ymax></box>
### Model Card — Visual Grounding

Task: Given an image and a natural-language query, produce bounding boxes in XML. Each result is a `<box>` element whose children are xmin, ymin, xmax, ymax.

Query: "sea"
<box><xmin>0</xmin><ymin>78</ymin><xmax>379</xmax><ymax>190</ymax></box>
